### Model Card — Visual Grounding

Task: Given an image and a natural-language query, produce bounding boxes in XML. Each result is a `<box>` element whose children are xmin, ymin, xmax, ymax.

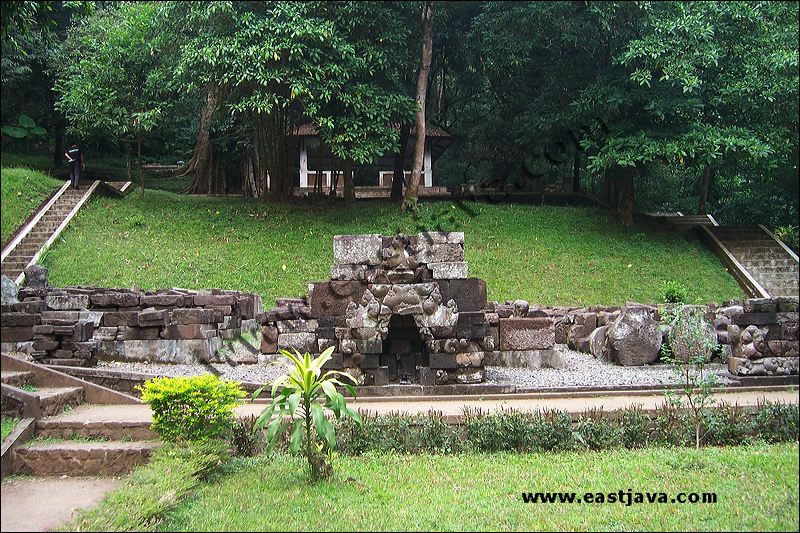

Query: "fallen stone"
<box><xmin>21</xmin><ymin>265</ymin><xmax>48</xmax><ymax>289</ymax></box>
<box><xmin>606</xmin><ymin>307</ymin><xmax>662</xmax><ymax>366</ymax></box>
<box><xmin>277</xmin><ymin>332</ymin><xmax>316</xmax><ymax>354</ymax></box>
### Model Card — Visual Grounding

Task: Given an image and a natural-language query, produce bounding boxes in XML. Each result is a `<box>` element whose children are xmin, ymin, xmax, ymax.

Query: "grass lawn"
<box><xmin>68</xmin><ymin>443</ymin><xmax>799</xmax><ymax>532</ymax></box>
<box><xmin>38</xmin><ymin>188</ymin><xmax>743</xmax><ymax>306</ymax></box>
<box><xmin>1</xmin><ymin>417</ymin><xmax>20</xmax><ymax>441</ymax></box>
<box><xmin>0</xmin><ymin>166</ymin><xmax>62</xmax><ymax>244</ymax></box>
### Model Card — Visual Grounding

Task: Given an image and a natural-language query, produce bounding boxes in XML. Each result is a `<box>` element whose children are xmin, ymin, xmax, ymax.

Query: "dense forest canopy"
<box><xmin>1</xmin><ymin>1</ymin><xmax>798</xmax><ymax>229</ymax></box>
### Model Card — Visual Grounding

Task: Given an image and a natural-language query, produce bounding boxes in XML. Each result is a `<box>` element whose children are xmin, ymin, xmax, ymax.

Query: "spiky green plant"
<box><xmin>254</xmin><ymin>346</ymin><xmax>361</xmax><ymax>480</ymax></box>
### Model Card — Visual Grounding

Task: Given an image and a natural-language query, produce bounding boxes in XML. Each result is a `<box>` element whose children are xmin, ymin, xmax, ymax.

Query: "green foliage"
<box><xmin>620</xmin><ymin>407</ymin><xmax>651</xmax><ymax>449</ymax></box>
<box><xmin>253</xmin><ymin>346</ymin><xmax>361</xmax><ymax>480</ymax></box>
<box><xmin>138</xmin><ymin>375</ymin><xmax>245</xmax><ymax>443</ymax></box>
<box><xmin>1</xmin><ymin>417</ymin><xmax>20</xmax><ymax>441</ymax></box>
<box><xmin>63</xmin><ymin>440</ymin><xmax>228</xmax><ymax>532</ymax></box>
<box><xmin>662</xmin><ymin>280</ymin><xmax>689</xmax><ymax>304</ymax></box>
<box><xmin>701</xmin><ymin>403</ymin><xmax>753</xmax><ymax>447</ymax></box>
<box><xmin>774</xmin><ymin>225</ymin><xmax>799</xmax><ymax>252</ymax></box>
<box><xmin>1</xmin><ymin>113</ymin><xmax>46</xmax><ymax>140</ymax></box>
<box><xmin>231</xmin><ymin>414</ymin><xmax>265</xmax><ymax>458</ymax></box>
<box><xmin>754</xmin><ymin>401</ymin><xmax>800</xmax><ymax>443</ymax></box>
<box><xmin>336</xmin><ymin>412</ymin><xmax>463</xmax><ymax>455</ymax></box>
<box><xmin>662</xmin><ymin>304</ymin><xmax>720</xmax><ymax>448</ymax></box>
<box><xmin>464</xmin><ymin>408</ymin><xmax>577</xmax><ymax>453</ymax></box>
<box><xmin>574</xmin><ymin>410</ymin><xmax>623</xmax><ymax>451</ymax></box>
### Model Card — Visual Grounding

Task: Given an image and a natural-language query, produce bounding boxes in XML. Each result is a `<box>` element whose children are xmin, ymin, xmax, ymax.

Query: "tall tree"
<box><xmin>402</xmin><ymin>0</ymin><xmax>434</xmax><ymax>211</ymax></box>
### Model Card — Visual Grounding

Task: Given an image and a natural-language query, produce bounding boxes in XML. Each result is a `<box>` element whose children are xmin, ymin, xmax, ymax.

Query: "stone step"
<box><xmin>36</xmin><ymin>418</ymin><xmax>157</xmax><ymax>441</ymax></box>
<box><xmin>12</xmin><ymin>440</ymin><xmax>160</xmax><ymax>476</ymax></box>
<box><xmin>741</xmin><ymin>258</ymin><xmax>796</xmax><ymax>268</ymax></box>
<box><xmin>0</xmin><ymin>370</ymin><xmax>35</xmax><ymax>388</ymax></box>
<box><xmin>37</xmin><ymin>386</ymin><xmax>85</xmax><ymax>417</ymax></box>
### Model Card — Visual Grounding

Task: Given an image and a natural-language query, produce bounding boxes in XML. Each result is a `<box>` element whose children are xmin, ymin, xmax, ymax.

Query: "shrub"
<box><xmin>253</xmin><ymin>346</ymin><xmax>360</xmax><ymax>481</ymax></box>
<box><xmin>701</xmin><ymin>403</ymin><xmax>753</xmax><ymax>446</ymax></box>
<box><xmin>336</xmin><ymin>412</ymin><xmax>463</xmax><ymax>455</ymax></box>
<box><xmin>753</xmin><ymin>402</ymin><xmax>800</xmax><ymax>443</ymax></box>
<box><xmin>465</xmin><ymin>409</ymin><xmax>537</xmax><ymax>452</ymax></box>
<box><xmin>531</xmin><ymin>410</ymin><xmax>577</xmax><ymax>452</ymax></box>
<box><xmin>774</xmin><ymin>225</ymin><xmax>798</xmax><ymax>252</ymax></box>
<box><xmin>232</xmin><ymin>415</ymin><xmax>265</xmax><ymax>457</ymax></box>
<box><xmin>662</xmin><ymin>280</ymin><xmax>689</xmax><ymax>304</ymax></box>
<box><xmin>652</xmin><ymin>405</ymin><xmax>693</xmax><ymax>446</ymax></box>
<box><xmin>574</xmin><ymin>410</ymin><xmax>623</xmax><ymax>451</ymax></box>
<box><xmin>139</xmin><ymin>374</ymin><xmax>245</xmax><ymax>443</ymax></box>
<box><xmin>620</xmin><ymin>407</ymin><xmax>651</xmax><ymax>449</ymax></box>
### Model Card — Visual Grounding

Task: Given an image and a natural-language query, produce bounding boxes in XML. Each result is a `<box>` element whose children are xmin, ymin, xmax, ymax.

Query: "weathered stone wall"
<box><xmin>1</xmin><ymin>285</ymin><xmax>262</xmax><ymax>365</ymax></box>
<box><xmin>727</xmin><ymin>297</ymin><xmax>799</xmax><ymax>376</ymax></box>
<box><xmin>257</xmin><ymin>233</ymin><xmax>560</xmax><ymax>385</ymax></box>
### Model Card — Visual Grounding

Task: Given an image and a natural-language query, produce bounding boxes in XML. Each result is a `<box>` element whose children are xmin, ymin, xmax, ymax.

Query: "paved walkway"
<box><xmin>1</xmin><ymin>476</ymin><xmax>121</xmax><ymax>532</ymax></box>
<box><xmin>45</xmin><ymin>387</ymin><xmax>800</xmax><ymax>423</ymax></box>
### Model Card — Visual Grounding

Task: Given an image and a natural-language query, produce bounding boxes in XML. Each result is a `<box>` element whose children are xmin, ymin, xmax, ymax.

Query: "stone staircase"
<box><xmin>1</xmin><ymin>366</ymin><xmax>157</xmax><ymax>476</ymax></box>
<box><xmin>708</xmin><ymin>226</ymin><xmax>799</xmax><ymax>297</ymax></box>
<box><xmin>1</xmin><ymin>180</ymin><xmax>132</xmax><ymax>284</ymax></box>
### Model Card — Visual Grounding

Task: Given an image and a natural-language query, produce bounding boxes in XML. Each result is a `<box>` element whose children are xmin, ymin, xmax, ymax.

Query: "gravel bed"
<box><xmin>97</xmin><ymin>358</ymin><xmax>291</xmax><ymax>384</ymax></box>
<box><xmin>485</xmin><ymin>346</ymin><xmax>734</xmax><ymax>389</ymax></box>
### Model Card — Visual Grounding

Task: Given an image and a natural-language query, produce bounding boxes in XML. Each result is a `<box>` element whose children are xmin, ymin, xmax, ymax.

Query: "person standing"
<box><xmin>65</xmin><ymin>141</ymin><xmax>85</xmax><ymax>189</ymax></box>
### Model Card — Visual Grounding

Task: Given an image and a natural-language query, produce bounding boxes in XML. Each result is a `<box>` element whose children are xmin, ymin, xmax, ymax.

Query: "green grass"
<box><xmin>1</xmin><ymin>417</ymin><xmax>20</xmax><ymax>441</ymax></box>
<box><xmin>1</xmin><ymin>166</ymin><xmax>62</xmax><ymax>244</ymax></box>
<box><xmin>38</xmin><ymin>188</ymin><xmax>743</xmax><ymax>306</ymax></box>
<box><xmin>67</xmin><ymin>443</ymin><xmax>798</xmax><ymax>532</ymax></box>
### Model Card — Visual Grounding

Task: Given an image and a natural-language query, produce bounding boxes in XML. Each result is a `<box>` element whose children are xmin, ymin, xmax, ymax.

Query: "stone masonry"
<box><xmin>257</xmin><ymin>233</ymin><xmax>560</xmax><ymax>385</ymax></box>
<box><xmin>1</xmin><ymin>286</ymin><xmax>262</xmax><ymax>365</ymax></box>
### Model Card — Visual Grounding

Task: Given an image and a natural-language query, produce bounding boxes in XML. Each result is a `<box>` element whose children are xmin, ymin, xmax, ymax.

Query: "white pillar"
<box><xmin>423</xmin><ymin>142</ymin><xmax>433</xmax><ymax>187</ymax></box>
<box><xmin>299</xmin><ymin>139</ymin><xmax>308</xmax><ymax>187</ymax></box>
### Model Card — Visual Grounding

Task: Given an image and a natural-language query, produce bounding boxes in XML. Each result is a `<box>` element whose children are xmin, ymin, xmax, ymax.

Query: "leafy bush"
<box><xmin>464</xmin><ymin>409</ymin><xmax>537</xmax><ymax>452</ymax></box>
<box><xmin>662</xmin><ymin>280</ymin><xmax>689</xmax><ymax>304</ymax></box>
<box><xmin>774</xmin><ymin>225</ymin><xmax>799</xmax><ymax>252</ymax></box>
<box><xmin>232</xmin><ymin>415</ymin><xmax>265</xmax><ymax>457</ymax></box>
<box><xmin>753</xmin><ymin>402</ymin><xmax>800</xmax><ymax>443</ymax></box>
<box><xmin>620</xmin><ymin>407</ymin><xmax>651</xmax><ymax>448</ymax></box>
<box><xmin>574</xmin><ymin>410</ymin><xmax>623</xmax><ymax>451</ymax></box>
<box><xmin>701</xmin><ymin>403</ymin><xmax>753</xmax><ymax>446</ymax></box>
<box><xmin>337</xmin><ymin>412</ymin><xmax>463</xmax><ymax>455</ymax></box>
<box><xmin>253</xmin><ymin>346</ymin><xmax>360</xmax><ymax>480</ymax></box>
<box><xmin>652</xmin><ymin>405</ymin><xmax>693</xmax><ymax>447</ymax></box>
<box><xmin>530</xmin><ymin>410</ymin><xmax>577</xmax><ymax>452</ymax></box>
<box><xmin>139</xmin><ymin>374</ymin><xmax>245</xmax><ymax>443</ymax></box>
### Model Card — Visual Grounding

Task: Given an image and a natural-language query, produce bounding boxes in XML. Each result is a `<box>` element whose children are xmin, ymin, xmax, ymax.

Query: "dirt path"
<box><xmin>1</xmin><ymin>476</ymin><xmax>121</xmax><ymax>532</ymax></box>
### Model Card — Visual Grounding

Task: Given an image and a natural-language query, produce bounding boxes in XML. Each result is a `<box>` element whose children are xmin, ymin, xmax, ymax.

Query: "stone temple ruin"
<box><xmin>257</xmin><ymin>233</ymin><xmax>561</xmax><ymax>386</ymax></box>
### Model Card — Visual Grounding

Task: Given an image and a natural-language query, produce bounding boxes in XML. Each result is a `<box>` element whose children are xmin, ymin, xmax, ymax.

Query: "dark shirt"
<box><xmin>67</xmin><ymin>146</ymin><xmax>81</xmax><ymax>165</ymax></box>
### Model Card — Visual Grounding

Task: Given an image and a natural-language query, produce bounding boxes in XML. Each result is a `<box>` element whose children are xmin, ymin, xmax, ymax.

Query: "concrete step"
<box><xmin>37</xmin><ymin>386</ymin><xmax>85</xmax><ymax>417</ymax></box>
<box><xmin>36</xmin><ymin>418</ymin><xmax>157</xmax><ymax>441</ymax></box>
<box><xmin>12</xmin><ymin>440</ymin><xmax>160</xmax><ymax>476</ymax></box>
<box><xmin>0</xmin><ymin>370</ymin><xmax>35</xmax><ymax>388</ymax></box>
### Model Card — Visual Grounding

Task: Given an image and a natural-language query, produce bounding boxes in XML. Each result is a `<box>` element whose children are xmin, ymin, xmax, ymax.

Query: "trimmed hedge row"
<box><xmin>332</xmin><ymin>402</ymin><xmax>799</xmax><ymax>455</ymax></box>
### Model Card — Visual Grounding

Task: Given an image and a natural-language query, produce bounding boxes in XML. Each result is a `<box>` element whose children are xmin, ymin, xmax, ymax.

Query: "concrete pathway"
<box><xmin>44</xmin><ymin>387</ymin><xmax>800</xmax><ymax>423</ymax></box>
<box><xmin>1</xmin><ymin>476</ymin><xmax>121</xmax><ymax>532</ymax></box>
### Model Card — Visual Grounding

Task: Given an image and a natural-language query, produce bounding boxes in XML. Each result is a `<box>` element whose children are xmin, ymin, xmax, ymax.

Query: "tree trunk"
<box><xmin>698</xmin><ymin>164</ymin><xmax>713</xmax><ymax>214</ymax></box>
<box><xmin>343</xmin><ymin>159</ymin><xmax>355</xmax><ymax>204</ymax></box>
<box><xmin>401</xmin><ymin>0</ymin><xmax>434</xmax><ymax>211</ymax></box>
<box><xmin>137</xmin><ymin>134</ymin><xmax>144</xmax><ymax>197</ymax></box>
<box><xmin>315</xmin><ymin>139</ymin><xmax>324</xmax><ymax>195</ymax></box>
<box><xmin>391</xmin><ymin>125</ymin><xmax>410</xmax><ymax>200</ymax></box>
<box><xmin>186</xmin><ymin>84</ymin><xmax>223</xmax><ymax>194</ymax></box>
<box><xmin>572</xmin><ymin>150</ymin><xmax>581</xmax><ymax>193</ymax></box>
<box><xmin>124</xmin><ymin>141</ymin><xmax>132</xmax><ymax>181</ymax></box>
<box><xmin>618</xmin><ymin>166</ymin><xmax>636</xmax><ymax>226</ymax></box>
